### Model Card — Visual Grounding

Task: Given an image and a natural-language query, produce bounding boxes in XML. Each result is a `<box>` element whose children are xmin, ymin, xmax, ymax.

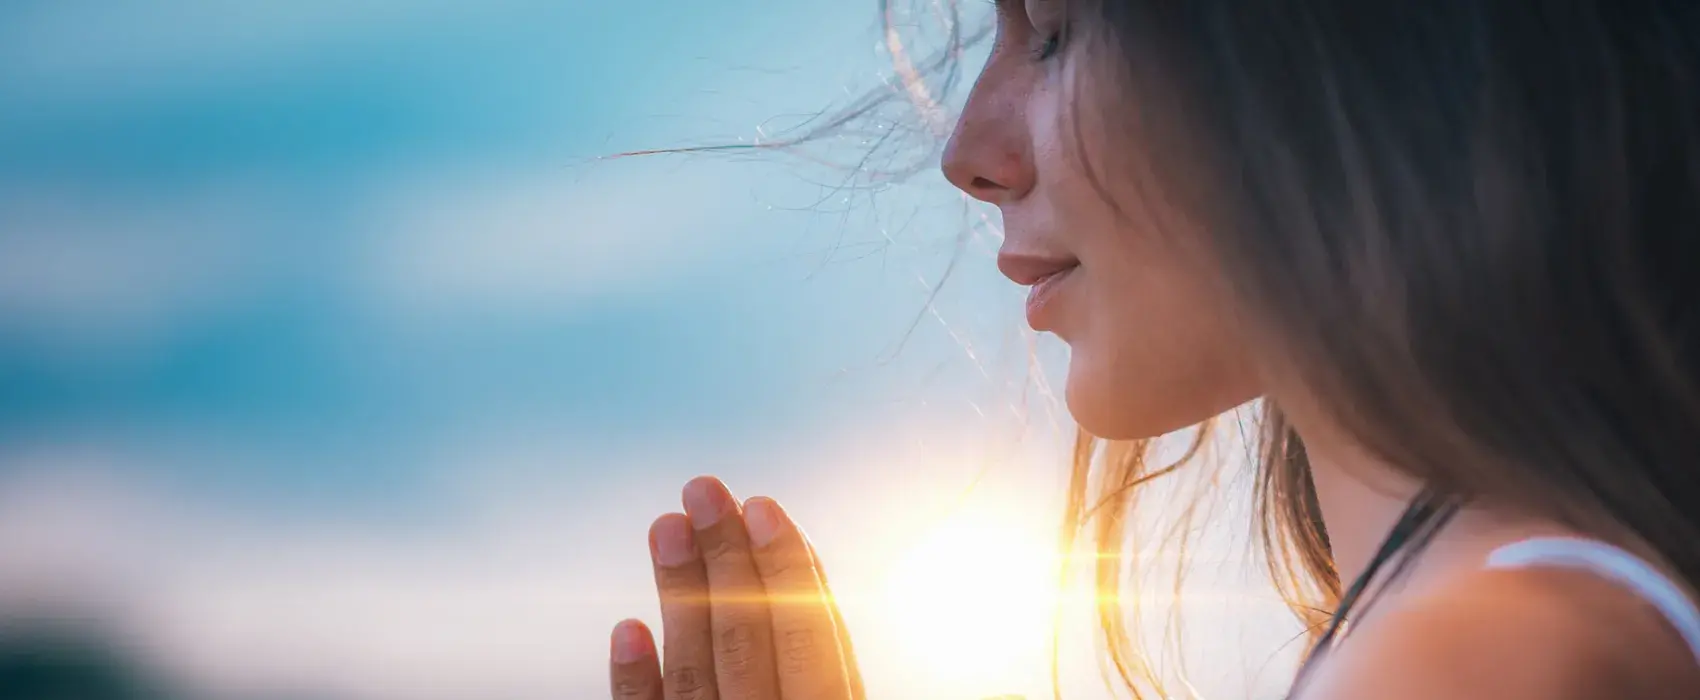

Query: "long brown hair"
<box><xmin>1048</xmin><ymin>0</ymin><xmax>1700</xmax><ymax>696</ymax></box>
<box><xmin>1054</xmin><ymin>414</ymin><xmax>1334</xmax><ymax>697</ymax></box>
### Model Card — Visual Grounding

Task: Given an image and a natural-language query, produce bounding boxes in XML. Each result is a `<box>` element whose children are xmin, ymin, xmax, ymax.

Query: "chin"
<box><xmin>1062</xmin><ymin>349</ymin><xmax>1256</xmax><ymax>442</ymax></box>
<box><xmin>1064</xmin><ymin>376</ymin><xmax>1198</xmax><ymax>441</ymax></box>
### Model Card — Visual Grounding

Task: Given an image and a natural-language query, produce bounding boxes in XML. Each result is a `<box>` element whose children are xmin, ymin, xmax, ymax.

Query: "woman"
<box><xmin>608</xmin><ymin>1</ymin><xmax>1700</xmax><ymax>698</ymax></box>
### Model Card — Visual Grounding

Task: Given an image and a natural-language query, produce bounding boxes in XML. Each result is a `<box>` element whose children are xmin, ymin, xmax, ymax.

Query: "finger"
<box><xmin>744</xmin><ymin>497</ymin><xmax>853</xmax><ymax>700</ymax></box>
<box><xmin>650</xmin><ymin>514</ymin><xmax>718</xmax><ymax>700</ymax></box>
<box><xmin>805</xmin><ymin>540</ymin><xmax>866</xmax><ymax>700</ymax></box>
<box><xmin>683</xmin><ymin>477</ymin><xmax>781</xmax><ymax>700</ymax></box>
<box><xmin>610</xmin><ymin>619</ymin><xmax>663</xmax><ymax>700</ymax></box>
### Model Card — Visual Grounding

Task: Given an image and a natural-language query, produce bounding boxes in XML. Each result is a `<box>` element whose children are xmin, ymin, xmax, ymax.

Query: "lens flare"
<box><xmin>872</xmin><ymin>508</ymin><xmax>1061</xmax><ymax>688</ymax></box>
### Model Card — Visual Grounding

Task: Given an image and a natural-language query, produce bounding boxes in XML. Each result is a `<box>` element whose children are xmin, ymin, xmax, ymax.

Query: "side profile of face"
<box><xmin>942</xmin><ymin>1</ymin><xmax>1259</xmax><ymax>440</ymax></box>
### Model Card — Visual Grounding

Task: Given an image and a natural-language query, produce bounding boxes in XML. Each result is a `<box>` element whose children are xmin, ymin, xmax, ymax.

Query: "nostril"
<box><xmin>971</xmin><ymin>176</ymin><xmax>1004</xmax><ymax>192</ymax></box>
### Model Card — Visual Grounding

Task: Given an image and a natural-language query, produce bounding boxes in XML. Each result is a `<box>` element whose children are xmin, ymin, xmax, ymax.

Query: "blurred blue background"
<box><xmin>0</xmin><ymin>0</ymin><xmax>1012</xmax><ymax>502</ymax></box>
<box><xmin>0</xmin><ymin>2</ymin><xmax>1298</xmax><ymax>699</ymax></box>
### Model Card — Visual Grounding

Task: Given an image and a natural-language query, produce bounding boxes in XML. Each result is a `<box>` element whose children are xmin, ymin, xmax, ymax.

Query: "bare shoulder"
<box><xmin>1298</xmin><ymin>566</ymin><xmax>1700</xmax><ymax>700</ymax></box>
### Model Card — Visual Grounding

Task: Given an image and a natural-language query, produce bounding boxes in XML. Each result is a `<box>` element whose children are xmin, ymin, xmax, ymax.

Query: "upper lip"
<box><xmin>997</xmin><ymin>252</ymin><xmax>1080</xmax><ymax>286</ymax></box>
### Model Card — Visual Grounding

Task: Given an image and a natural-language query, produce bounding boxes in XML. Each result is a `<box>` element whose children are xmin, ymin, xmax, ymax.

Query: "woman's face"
<box><xmin>942</xmin><ymin>0</ymin><xmax>1259</xmax><ymax>439</ymax></box>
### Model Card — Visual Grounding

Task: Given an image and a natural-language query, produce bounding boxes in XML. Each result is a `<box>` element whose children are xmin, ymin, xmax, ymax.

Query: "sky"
<box><xmin>0</xmin><ymin>2</ymin><xmax>1303</xmax><ymax>698</ymax></box>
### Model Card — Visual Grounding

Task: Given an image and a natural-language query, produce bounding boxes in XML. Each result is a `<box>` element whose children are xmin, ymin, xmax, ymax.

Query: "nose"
<box><xmin>940</xmin><ymin>77</ymin><xmax>1036</xmax><ymax>204</ymax></box>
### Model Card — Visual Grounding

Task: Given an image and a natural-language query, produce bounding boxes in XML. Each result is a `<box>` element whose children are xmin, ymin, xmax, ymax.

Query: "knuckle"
<box><xmin>664</xmin><ymin>665</ymin><xmax>711</xmax><ymax>699</ymax></box>
<box><xmin>715</xmin><ymin>622</ymin><xmax>764</xmax><ymax>684</ymax></box>
<box><xmin>655</xmin><ymin>569</ymin><xmax>705</xmax><ymax>598</ymax></box>
<box><xmin>756</xmin><ymin>550</ymin><xmax>807</xmax><ymax>581</ymax></box>
<box><xmin>697</xmin><ymin>532</ymin><xmax>745</xmax><ymax>561</ymax></box>
<box><xmin>612</xmin><ymin>675</ymin><xmax>654</xmax><ymax>699</ymax></box>
<box><xmin>777</xmin><ymin>627</ymin><xmax>821</xmax><ymax>677</ymax></box>
<box><xmin>718</xmin><ymin>621</ymin><xmax>757</xmax><ymax>656</ymax></box>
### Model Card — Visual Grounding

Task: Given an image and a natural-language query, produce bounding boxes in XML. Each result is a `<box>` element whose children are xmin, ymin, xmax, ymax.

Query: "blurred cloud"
<box><xmin>0</xmin><ymin>422</ymin><xmax>1072</xmax><ymax>700</ymax></box>
<box><xmin>0</xmin><ymin>454</ymin><xmax>628</xmax><ymax>699</ymax></box>
<box><xmin>361</xmin><ymin>162</ymin><xmax>758</xmax><ymax>316</ymax></box>
<box><xmin>0</xmin><ymin>429</ymin><xmax>1304</xmax><ymax>700</ymax></box>
<box><xmin>0</xmin><ymin>0</ymin><xmax>883</xmax><ymax>184</ymax></box>
<box><xmin>0</xmin><ymin>183</ymin><xmax>278</xmax><ymax>348</ymax></box>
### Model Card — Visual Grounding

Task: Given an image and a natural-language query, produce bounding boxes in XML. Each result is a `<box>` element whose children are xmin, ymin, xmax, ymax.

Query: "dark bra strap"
<box><xmin>1291</xmin><ymin>487</ymin><xmax>1459</xmax><ymax>690</ymax></box>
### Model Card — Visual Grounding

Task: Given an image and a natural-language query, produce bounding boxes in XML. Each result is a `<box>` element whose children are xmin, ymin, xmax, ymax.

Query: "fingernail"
<box><xmin>744</xmin><ymin>497</ymin><xmax>785</xmax><ymax>548</ymax></box>
<box><xmin>650</xmin><ymin>515</ymin><xmax>697</xmax><ymax>567</ymax></box>
<box><xmin>682</xmin><ymin>477</ymin><xmax>735</xmax><ymax>528</ymax></box>
<box><xmin>610</xmin><ymin>619</ymin><xmax>653</xmax><ymax>664</ymax></box>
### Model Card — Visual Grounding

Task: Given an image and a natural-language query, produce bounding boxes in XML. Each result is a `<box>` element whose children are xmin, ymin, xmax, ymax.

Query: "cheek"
<box><xmin>1061</xmin><ymin>245</ymin><xmax>1261</xmax><ymax>440</ymax></box>
<box><xmin>1030</xmin><ymin>61</ymin><xmax>1259</xmax><ymax>437</ymax></box>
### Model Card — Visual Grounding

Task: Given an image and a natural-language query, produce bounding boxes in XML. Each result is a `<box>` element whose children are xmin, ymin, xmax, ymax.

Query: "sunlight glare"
<box><xmin>872</xmin><ymin>507</ymin><xmax>1062</xmax><ymax>688</ymax></box>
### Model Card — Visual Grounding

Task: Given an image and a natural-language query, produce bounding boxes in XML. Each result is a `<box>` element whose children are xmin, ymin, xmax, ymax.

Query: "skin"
<box><xmin>609</xmin><ymin>477</ymin><xmax>863</xmax><ymax>700</ymax></box>
<box><xmin>1296</xmin><ymin>568</ymin><xmax>1700</xmax><ymax>700</ymax></box>
<box><xmin>610</xmin><ymin>1</ymin><xmax>1700</xmax><ymax>697</ymax></box>
<box><xmin>944</xmin><ymin>0</ymin><xmax>1258</xmax><ymax>441</ymax></box>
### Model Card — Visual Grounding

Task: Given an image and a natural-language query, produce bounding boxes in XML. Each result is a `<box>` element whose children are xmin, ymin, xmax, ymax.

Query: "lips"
<box><xmin>1024</xmin><ymin>265</ymin><xmax>1078</xmax><ymax>331</ymax></box>
<box><xmin>997</xmin><ymin>252</ymin><xmax>1080</xmax><ymax>286</ymax></box>
<box><xmin>998</xmin><ymin>252</ymin><xmax>1080</xmax><ymax>331</ymax></box>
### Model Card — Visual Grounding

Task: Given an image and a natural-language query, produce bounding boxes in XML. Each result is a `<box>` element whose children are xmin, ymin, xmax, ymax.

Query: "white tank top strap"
<box><xmin>1485</xmin><ymin>536</ymin><xmax>1700</xmax><ymax>662</ymax></box>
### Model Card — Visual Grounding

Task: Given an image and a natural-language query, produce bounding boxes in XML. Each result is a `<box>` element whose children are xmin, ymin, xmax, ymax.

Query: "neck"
<box><xmin>1271</xmin><ymin>389</ymin><xmax>1426</xmax><ymax>585</ymax></box>
<box><xmin>1298</xmin><ymin>431</ymin><xmax>1424</xmax><ymax>586</ymax></box>
<box><xmin>1298</xmin><ymin>441</ymin><xmax>1421</xmax><ymax>581</ymax></box>
<box><xmin>1280</xmin><ymin>398</ymin><xmax>1570</xmax><ymax>590</ymax></box>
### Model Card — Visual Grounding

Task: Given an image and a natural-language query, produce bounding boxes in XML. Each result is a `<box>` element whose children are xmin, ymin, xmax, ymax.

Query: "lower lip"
<box><xmin>1025</xmin><ymin>265</ymin><xmax>1079</xmax><ymax>330</ymax></box>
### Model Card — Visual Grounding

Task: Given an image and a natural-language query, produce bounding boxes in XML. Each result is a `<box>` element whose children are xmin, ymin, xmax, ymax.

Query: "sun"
<box><xmin>870</xmin><ymin>507</ymin><xmax>1063</xmax><ymax>689</ymax></box>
